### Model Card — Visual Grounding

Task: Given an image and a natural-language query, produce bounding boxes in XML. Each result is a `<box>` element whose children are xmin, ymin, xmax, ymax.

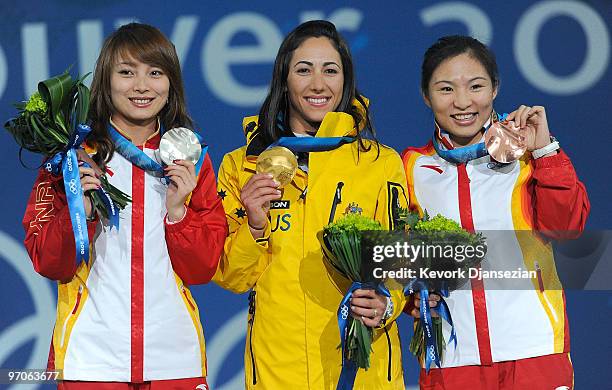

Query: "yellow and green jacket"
<box><xmin>214</xmin><ymin>111</ymin><xmax>408</xmax><ymax>389</ymax></box>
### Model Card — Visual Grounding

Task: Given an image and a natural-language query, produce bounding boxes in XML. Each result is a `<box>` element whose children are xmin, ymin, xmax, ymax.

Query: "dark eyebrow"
<box><xmin>294</xmin><ymin>61</ymin><xmax>313</xmax><ymax>68</ymax></box>
<box><xmin>469</xmin><ymin>76</ymin><xmax>488</xmax><ymax>83</ymax></box>
<box><xmin>323</xmin><ymin>61</ymin><xmax>341</xmax><ymax>68</ymax></box>
<box><xmin>293</xmin><ymin>60</ymin><xmax>341</xmax><ymax>68</ymax></box>
<box><xmin>433</xmin><ymin>76</ymin><xmax>488</xmax><ymax>85</ymax></box>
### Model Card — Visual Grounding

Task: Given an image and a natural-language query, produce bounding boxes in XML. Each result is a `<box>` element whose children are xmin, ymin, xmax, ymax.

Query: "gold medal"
<box><xmin>256</xmin><ymin>146</ymin><xmax>298</xmax><ymax>188</ymax></box>
<box><xmin>485</xmin><ymin>120</ymin><xmax>527</xmax><ymax>163</ymax></box>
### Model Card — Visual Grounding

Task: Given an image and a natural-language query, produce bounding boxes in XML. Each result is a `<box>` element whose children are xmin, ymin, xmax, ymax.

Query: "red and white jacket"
<box><xmin>22</xmin><ymin>130</ymin><xmax>228</xmax><ymax>382</ymax></box>
<box><xmin>402</xmin><ymin>140</ymin><xmax>589</xmax><ymax>368</ymax></box>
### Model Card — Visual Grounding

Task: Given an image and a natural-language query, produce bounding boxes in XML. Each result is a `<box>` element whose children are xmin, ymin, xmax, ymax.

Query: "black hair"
<box><xmin>421</xmin><ymin>35</ymin><xmax>499</xmax><ymax>97</ymax></box>
<box><xmin>257</xmin><ymin>20</ymin><xmax>378</xmax><ymax>154</ymax></box>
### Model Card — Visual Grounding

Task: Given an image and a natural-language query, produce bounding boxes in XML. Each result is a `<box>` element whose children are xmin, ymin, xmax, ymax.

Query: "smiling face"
<box><xmin>286</xmin><ymin>37</ymin><xmax>344</xmax><ymax>135</ymax></box>
<box><xmin>424</xmin><ymin>52</ymin><xmax>498</xmax><ymax>147</ymax></box>
<box><xmin>110</xmin><ymin>53</ymin><xmax>170</xmax><ymax>137</ymax></box>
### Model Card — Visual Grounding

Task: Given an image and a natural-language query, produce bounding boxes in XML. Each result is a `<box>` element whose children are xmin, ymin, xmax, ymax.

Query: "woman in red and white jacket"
<box><xmin>22</xmin><ymin>23</ymin><xmax>227</xmax><ymax>389</ymax></box>
<box><xmin>402</xmin><ymin>35</ymin><xmax>589</xmax><ymax>390</ymax></box>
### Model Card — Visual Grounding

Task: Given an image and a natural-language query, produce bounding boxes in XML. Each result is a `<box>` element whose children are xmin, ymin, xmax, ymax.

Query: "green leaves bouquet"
<box><xmin>318</xmin><ymin>212</ymin><xmax>387</xmax><ymax>390</ymax></box>
<box><xmin>394</xmin><ymin>207</ymin><xmax>486</xmax><ymax>372</ymax></box>
<box><xmin>4</xmin><ymin>71</ymin><xmax>131</xmax><ymax>263</ymax></box>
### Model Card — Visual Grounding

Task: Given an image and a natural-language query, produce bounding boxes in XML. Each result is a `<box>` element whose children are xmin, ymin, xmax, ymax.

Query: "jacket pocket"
<box><xmin>248</xmin><ymin>290</ymin><xmax>257</xmax><ymax>385</ymax></box>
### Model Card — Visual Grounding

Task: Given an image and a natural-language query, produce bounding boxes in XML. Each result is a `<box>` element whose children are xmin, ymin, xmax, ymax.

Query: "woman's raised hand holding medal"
<box><xmin>505</xmin><ymin>105</ymin><xmax>556</xmax><ymax>154</ymax></box>
<box><xmin>240</xmin><ymin>173</ymin><xmax>282</xmax><ymax>239</ymax></box>
<box><xmin>164</xmin><ymin>160</ymin><xmax>197</xmax><ymax>222</ymax></box>
<box><xmin>158</xmin><ymin>127</ymin><xmax>202</xmax><ymax>222</ymax></box>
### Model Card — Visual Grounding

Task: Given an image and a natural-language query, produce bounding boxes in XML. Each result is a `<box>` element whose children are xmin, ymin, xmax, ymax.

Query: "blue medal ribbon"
<box><xmin>432</xmin><ymin>112</ymin><xmax>508</xmax><ymax>165</ymax></box>
<box><xmin>432</xmin><ymin>137</ymin><xmax>488</xmax><ymax>165</ymax></box>
<box><xmin>337</xmin><ymin>281</ymin><xmax>391</xmax><ymax>390</ymax></box>
<box><xmin>108</xmin><ymin>124</ymin><xmax>208</xmax><ymax>179</ymax></box>
<box><xmin>108</xmin><ymin>125</ymin><xmax>165</xmax><ymax>173</ymax></box>
<box><xmin>109</xmin><ymin>123</ymin><xmax>208</xmax><ymax>202</ymax></box>
<box><xmin>404</xmin><ymin>280</ymin><xmax>457</xmax><ymax>372</ymax></box>
<box><xmin>45</xmin><ymin>124</ymin><xmax>92</xmax><ymax>265</ymax></box>
<box><xmin>78</xmin><ymin>160</ymin><xmax>120</xmax><ymax>230</ymax></box>
<box><xmin>269</xmin><ymin>136</ymin><xmax>356</xmax><ymax>153</ymax></box>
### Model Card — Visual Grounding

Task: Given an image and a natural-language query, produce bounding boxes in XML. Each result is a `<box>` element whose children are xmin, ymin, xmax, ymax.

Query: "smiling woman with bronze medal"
<box><xmin>213</xmin><ymin>20</ymin><xmax>410</xmax><ymax>390</ymax></box>
<box><xmin>401</xmin><ymin>35</ymin><xmax>590</xmax><ymax>389</ymax></box>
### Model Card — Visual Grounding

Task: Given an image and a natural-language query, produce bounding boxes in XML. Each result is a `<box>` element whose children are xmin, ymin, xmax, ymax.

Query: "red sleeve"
<box><xmin>165</xmin><ymin>154</ymin><xmax>229</xmax><ymax>285</ymax></box>
<box><xmin>531</xmin><ymin>150</ymin><xmax>590</xmax><ymax>239</ymax></box>
<box><xmin>22</xmin><ymin>169</ymin><xmax>98</xmax><ymax>281</ymax></box>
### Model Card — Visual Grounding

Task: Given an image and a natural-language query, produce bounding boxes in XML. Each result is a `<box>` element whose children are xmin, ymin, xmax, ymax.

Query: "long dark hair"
<box><xmin>421</xmin><ymin>35</ymin><xmax>499</xmax><ymax>98</ymax></box>
<box><xmin>88</xmin><ymin>23</ymin><xmax>193</xmax><ymax>165</ymax></box>
<box><xmin>258</xmin><ymin>20</ymin><xmax>378</xmax><ymax>153</ymax></box>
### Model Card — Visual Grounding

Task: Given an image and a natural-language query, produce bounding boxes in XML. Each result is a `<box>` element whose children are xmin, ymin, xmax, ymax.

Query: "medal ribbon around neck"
<box><xmin>268</xmin><ymin>135</ymin><xmax>356</xmax><ymax>153</ymax></box>
<box><xmin>108</xmin><ymin>123</ymin><xmax>208</xmax><ymax>205</ymax></box>
<box><xmin>271</xmin><ymin>112</ymin><xmax>356</xmax><ymax>153</ymax></box>
<box><xmin>432</xmin><ymin>111</ymin><xmax>507</xmax><ymax>165</ymax></box>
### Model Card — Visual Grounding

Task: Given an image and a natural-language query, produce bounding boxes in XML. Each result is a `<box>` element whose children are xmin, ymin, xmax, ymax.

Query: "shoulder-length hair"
<box><xmin>88</xmin><ymin>22</ymin><xmax>193</xmax><ymax>165</ymax></box>
<box><xmin>257</xmin><ymin>20</ymin><xmax>378</xmax><ymax>154</ymax></box>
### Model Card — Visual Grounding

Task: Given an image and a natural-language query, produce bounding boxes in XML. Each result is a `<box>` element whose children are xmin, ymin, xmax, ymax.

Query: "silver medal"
<box><xmin>158</xmin><ymin>127</ymin><xmax>202</xmax><ymax>165</ymax></box>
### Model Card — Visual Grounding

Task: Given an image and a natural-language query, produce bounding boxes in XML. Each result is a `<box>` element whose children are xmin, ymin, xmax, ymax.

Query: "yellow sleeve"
<box><xmin>374</xmin><ymin>149</ymin><xmax>409</xmax><ymax>324</ymax></box>
<box><xmin>212</xmin><ymin>151</ymin><xmax>271</xmax><ymax>294</ymax></box>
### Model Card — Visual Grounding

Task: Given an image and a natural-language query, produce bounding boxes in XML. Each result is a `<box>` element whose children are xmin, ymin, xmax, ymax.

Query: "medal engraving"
<box><xmin>485</xmin><ymin>120</ymin><xmax>526</xmax><ymax>163</ymax></box>
<box><xmin>158</xmin><ymin>127</ymin><xmax>202</xmax><ymax>165</ymax></box>
<box><xmin>256</xmin><ymin>146</ymin><xmax>298</xmax><ymax>188</ymax></box>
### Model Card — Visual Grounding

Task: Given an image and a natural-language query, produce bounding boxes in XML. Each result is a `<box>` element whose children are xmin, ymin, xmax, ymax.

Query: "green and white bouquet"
<box><xmin>4</xmin><ymin>71</ymin><xmax>131</xmax><ymax>264</ymax></box>
<box><xmin>4</xmin><ymin>71</ymin><xmax>130</xmax><ymax>221</ymax></box>
<box><xmin>394</xmin><ymin>207</ymin><xmax>486</xmax><ymax>372</ymax></box>
<box><xmin>318</xmin><ymin>212</ymin><xmax>388</xmax><ymax>390</ymax></box>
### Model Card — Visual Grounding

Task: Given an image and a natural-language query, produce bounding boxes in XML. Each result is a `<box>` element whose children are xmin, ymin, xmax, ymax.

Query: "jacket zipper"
<box><xmin>384</xmin><ymin>326</ymin><xmax>392</xmax><ymax>381</ymax></box>
<box><xmin>248</xmin><ymin>290</ymin><xmax>257</xmax><ymax>385</ymax></box>
<box><xmin>328</xmin><ymin>182</ymin><xmax>344</xmax><ymax>224</ymax></box>
<box><xmin>535</xmin><ymin>261</ymin><xmax>545</xmax><ymax>292</ymax></box>
<box><xmin>181</xmin><ymin>285</ymin><xmax>196</xmax><ymax>311</ymax></box>
<box><xmin>60</xmin><ymin>284</ymin><xmax>83</xmax><ymax>347</ymax></box>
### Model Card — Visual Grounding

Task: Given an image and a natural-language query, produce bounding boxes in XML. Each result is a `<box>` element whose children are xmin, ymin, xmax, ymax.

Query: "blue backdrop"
<box><xmin>0</xmin><ymin>1</ymin><xmax>610</xmax><ymax>389</ymax></box>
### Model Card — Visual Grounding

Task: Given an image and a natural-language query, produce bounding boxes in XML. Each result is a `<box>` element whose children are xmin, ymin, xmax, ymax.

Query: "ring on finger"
<box><xmin>373</xmin><ymin>309</ymin><xmax>378</xmax><ymax>318</ymax></box>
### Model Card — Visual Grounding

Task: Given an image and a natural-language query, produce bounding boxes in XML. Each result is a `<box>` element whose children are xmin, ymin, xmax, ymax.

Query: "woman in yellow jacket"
<box><xmin>214</xmin><ymin>20</ymin><xmax>408</xmax><ymax>389</ymax></box>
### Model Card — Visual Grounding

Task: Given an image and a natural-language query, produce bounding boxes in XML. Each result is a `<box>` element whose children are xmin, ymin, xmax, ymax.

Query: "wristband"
<box><xmin>531</xmin><ymin>136</ymin><xmax>560</xmax><ymax>159</ymax></box>
<box><xmin>382</xmin><ymin>296</ymin><xmax>394</xmax><ymax>321</ymax></box>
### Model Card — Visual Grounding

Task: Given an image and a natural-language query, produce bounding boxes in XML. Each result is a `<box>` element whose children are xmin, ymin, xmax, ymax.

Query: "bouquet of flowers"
<box><xmin>4</xmin><ymin>71</ymin><xmax>131</xmax><ymax>219</ymax></box>
<box><xmin>394</xmin><ymin>207</ymin><xmax>486</xmax><ymax>371</ymax></box>
<box><xmin>4</xmin><ymin>71</ymin><xmax>131</xmax><ymax>263</ymax></box>
<box><xmin>318</xmin><ymin>211</ymin><xmax>387</xmax><ymax>390</ymax></box>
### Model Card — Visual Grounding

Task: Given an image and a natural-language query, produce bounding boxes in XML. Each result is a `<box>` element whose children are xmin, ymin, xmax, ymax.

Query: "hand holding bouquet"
<box><xmin>394</xmin><ymin>207</ymin><xmax>486</xmax><ymax>372</ymax></box>
<box><xmin>4</xmin><ymin>71</ymin><xmax>131</xmax><ymax>264</ymax></box>
<box><xmin>318</xmin><ymin>212</ymin><xmax>388</xmax><ymax>390</ymax></box>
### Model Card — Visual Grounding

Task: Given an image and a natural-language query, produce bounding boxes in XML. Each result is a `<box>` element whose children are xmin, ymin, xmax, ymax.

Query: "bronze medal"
<box><xmin>485</xmin><ymin>120</ymin><xmax>527</xmax><ymax>163</ymax></box>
